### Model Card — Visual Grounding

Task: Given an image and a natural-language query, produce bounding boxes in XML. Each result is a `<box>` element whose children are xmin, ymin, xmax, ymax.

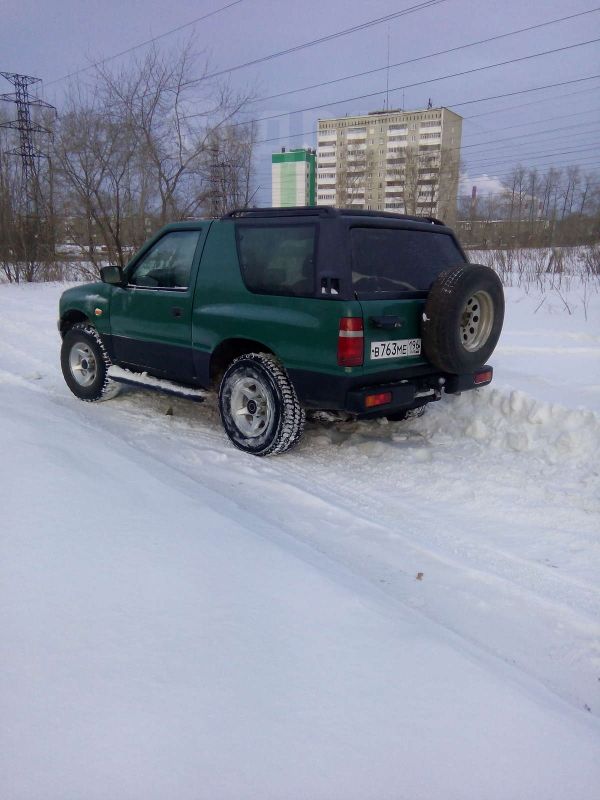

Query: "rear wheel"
<box><xmin>61</xmin><ymin>323</ymin><xmax>120</xmax><ymax>402</ymax></box>
<box><xmin>218</xmin><ymin>353</ymin><xmax>305</xmax><ymax>456</ymax></box>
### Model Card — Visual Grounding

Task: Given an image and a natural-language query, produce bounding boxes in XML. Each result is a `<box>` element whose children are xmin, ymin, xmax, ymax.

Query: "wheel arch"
<box><xmin>209</xmin><ymin>337</ymin><xmax>274</xmax><ymax>388</ymax></box>
<box><xmin>59</xmin><ymin>310</ymin><xmax>89</xmax><ymax>338</ymax></box>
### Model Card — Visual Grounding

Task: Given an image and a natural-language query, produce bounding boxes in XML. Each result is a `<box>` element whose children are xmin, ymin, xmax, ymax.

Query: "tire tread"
<box><xmin>220</xmin><ymin>352</ymin><xmax>305</xmax><ymax>456</ymax></box>
<box><xmin>61</xmin><ymin>323</ymin><xmax>120</xmax><ymax>402</ymax></box>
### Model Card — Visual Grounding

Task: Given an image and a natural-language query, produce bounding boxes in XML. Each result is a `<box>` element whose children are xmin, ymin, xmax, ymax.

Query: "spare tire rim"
<box><xmin>460</xmin><ymin>290</ymin><xmax>494</xmax><ymax>352</ymax></box>
<box><xmin>69</xmin><ymin>342</ymin><xmax>98</xmax><ymax>387</ymax></box>
<box><xmin>230</xmin><ymin>375</ymin><xmax>273</xmax><ymax>438</ymax></box>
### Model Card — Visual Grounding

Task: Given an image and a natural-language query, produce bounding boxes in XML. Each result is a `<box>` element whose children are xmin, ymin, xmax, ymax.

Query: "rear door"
<box><xmin>350</xmin><ymin>225</ymin><xmax>467</xmax><ymax>376</ymax></box>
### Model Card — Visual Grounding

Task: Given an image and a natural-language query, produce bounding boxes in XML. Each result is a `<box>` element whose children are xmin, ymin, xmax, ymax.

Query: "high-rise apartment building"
<box><xmin>271</xmin><ymin>148</ymin><xmax>316</xmax><ymax>207</ymax></box>
<box><xmin>316</xmin><ymin>107</ymin><xmax>462</xmax><ymax>222</ymax></box>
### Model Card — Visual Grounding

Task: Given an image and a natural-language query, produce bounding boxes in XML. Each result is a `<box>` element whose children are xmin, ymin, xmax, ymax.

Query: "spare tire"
<box><xmin>421</xmin><ymin>264</ymin><xmax>504</xmax><ymax>374</ymax></box>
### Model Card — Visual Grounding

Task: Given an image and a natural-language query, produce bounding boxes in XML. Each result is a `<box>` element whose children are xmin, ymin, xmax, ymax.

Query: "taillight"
<box><xmin>338</xmin><ymin>317</ymin><xmax>363</xmax><ymax>367</ymax></box>
<box><xmin>365</xmin><ymin>391</ymin><xmax>393</xmax><ymax>408</ymax></box>
<box><xmin>474</xmin><ymin>368</ymin><xmax>493</xmax><ymax>385</ymax></box>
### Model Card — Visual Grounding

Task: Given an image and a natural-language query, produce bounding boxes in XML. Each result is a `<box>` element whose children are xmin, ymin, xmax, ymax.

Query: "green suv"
<box><xmin>58</xmin><ymin>207</ymin><xmax>504</xmax><ymax>456</ymax></box>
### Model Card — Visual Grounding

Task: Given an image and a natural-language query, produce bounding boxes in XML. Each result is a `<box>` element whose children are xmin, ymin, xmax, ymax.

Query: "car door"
<box><xmin>351</xmin><ymin>224</ymin><xmax>467</xmax><ymax>378</ymax></box>
<box><xmin>109</xmin><ymin>228</ymin><xmax>205</xmax><ymax>380</ymax></box>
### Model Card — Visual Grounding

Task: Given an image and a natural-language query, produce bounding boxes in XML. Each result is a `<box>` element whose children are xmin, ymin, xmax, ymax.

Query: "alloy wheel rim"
<box><xmin>230</xmin><ymin>375</ymin><xmax>273</xmax><ymax>438</ymax></box>
<box><xmin>69</xmin><ymin>342</ymin><xmax>98</xmax><ymax>387</ymax></box>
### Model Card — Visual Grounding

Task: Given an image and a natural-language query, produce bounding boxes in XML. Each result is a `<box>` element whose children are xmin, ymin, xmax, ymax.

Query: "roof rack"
<box><xmin>338</xmin><ymin>208</ymin><xmax>445</xmax><ymax>225</ymax></box>
<box><xmin>223</xmin><ymin>207</ymin><xmax>338</xmax><ymax>219</ymax></box>
<box><xmin>222</xmin><ymin>206</ymin><xmax>445</xmax><ymax>225</ymax></box>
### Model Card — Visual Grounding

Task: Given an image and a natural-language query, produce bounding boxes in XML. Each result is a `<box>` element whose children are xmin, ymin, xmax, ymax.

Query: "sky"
<box><xmin>1</xmin><ymin>0</ymin><xmax>599</xmax><ymax>205</ymax></box>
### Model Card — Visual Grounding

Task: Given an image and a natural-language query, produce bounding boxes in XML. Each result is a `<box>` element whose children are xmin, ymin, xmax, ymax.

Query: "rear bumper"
<box><xmin>288</xmin><ymin>365</ymin><xmax>493</xmax><ymax>416</ymax></box>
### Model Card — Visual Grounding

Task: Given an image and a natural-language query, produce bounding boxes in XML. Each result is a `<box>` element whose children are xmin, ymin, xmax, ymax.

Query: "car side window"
<box><xmin>236</xmin><ymin>224</ymin><xmax>316</xmax><ymax>296</ymax></box>
<box><xmin>129</xmin><ymin>230</ymin><xmax>201</xmax><ymax>289</ymax></box>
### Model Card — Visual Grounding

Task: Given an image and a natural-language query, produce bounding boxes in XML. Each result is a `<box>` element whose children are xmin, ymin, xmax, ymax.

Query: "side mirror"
<box><xmin>100</xmin><ymin>265</ymin><xmax>124</xmax><ymax>285</ymax></box>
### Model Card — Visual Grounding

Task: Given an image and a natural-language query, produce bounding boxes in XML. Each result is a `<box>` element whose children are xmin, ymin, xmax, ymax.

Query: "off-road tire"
<box><xmin>421</xmin><ymin>264</ymin><xmax>504</xmax><ymax>374</ymax></box>
<box><xmin>61</xmin><ymin>323</ymin><xmax>120</xmax><ymax>402</ymax></box>
<box><xmin>219</xmin><ymin>353</ymin><xmax>305</xmax><ymax>456</ymax></box>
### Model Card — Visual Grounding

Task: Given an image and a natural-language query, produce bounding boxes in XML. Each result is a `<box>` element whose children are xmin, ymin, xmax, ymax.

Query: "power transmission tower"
<box><xmin>0</xmin><ymin>72</ymin><xmax>55</xmax><ymax>214</ymax></box>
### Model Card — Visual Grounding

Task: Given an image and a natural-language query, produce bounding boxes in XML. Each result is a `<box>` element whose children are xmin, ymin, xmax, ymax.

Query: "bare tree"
<box><xmin>204</xmin><ymin>122</ymin><xmax>257</xmax><ymax>216</ymax></box>
<box><xmin>55</xmin><ymin>42</ymin><xmax>256</xmax><ymax>274</ymax></box>
<box><xmin>395</xmin><ymin>144</ymin><xmax>460</xmax><ymax>224</ymax></box>
<box><xmin>561</xmin><ymin>166</ymin><xmax>580</xmax><ymax>220</ymax></box>
<box><xmin>335</xmin><ymin>138</ymin><xmax>372</xmax><ymax>209</ymax></box>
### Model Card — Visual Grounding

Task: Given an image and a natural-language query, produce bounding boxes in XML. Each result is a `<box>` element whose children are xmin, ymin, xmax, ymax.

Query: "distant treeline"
<box><xmin>457</xmin><ymin>165</ymin><xmax>599</xmax><ymax>248</ymax></box>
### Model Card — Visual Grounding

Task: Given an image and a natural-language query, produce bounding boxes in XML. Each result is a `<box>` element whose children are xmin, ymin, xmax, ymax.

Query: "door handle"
<box><xmin>171</xmin><ymin>306</ymin><xmax>183</xmax><ymax>318</ymax></box>
<box><xmin>369</xmin><ymin>315</ymin><xmax>405</xmax><ymax>330</ymax></box>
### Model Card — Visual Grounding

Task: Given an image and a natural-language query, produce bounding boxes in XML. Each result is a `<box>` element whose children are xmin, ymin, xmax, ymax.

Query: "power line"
<box><xmin>460</xmin><ymin>137</ymin><xmax>600</xmax><ymax>164</ymax></box>
<box><xmin>188</xmin><ymin>39</ymin><xmax>600</xmax><ymax>126</ymax></box>
<box><xmin>463</xmin><ymin>85</ymin><xmax>600</xmax><ymax>122</ymax></box>
<box><xmin>462</xmin><ymin>107</ymin><xmax>600</xmax><ymax>140</ymax></box>
<box><xmin>271</xmin><ymin>125</ymin><xmax>600</xmax><ymax>170</ymax></box>
<box><xmin>262</xmin><ymin>139</ymin><xmax>600</xmax><ymax>186</ymax></box>
<box><xmin>191</xmin><ymin>0</ymin><xmax>448</xmax><ymax>84</ymax></box>
<box><xmin>240</xmin><ymin>8</ymin><xmax>600</xmax><ymax>110</ymax></box>
<box><xmin>460</xmin><ymin>121</ymin><xmax>600</xmax><ymax>152</ymax></box>
<box><xmin>475</xmin><ymin>158</ymin><xmax>600</xmax><ymax>183</ymax></box>
<box><xmin>451</xmin><ymin>76</ymin><xmax>600</xmax><ymax>110</ymax></box>
<box><xmin>464</xmin><ymin>145</ymin><xmax>600</xmax><ymax>169</ymax></box>
<box><xmin>250</xmin><ymin>76</ymin><xmax>600</xmax><ymax>149</ymax></box>
<box><xmin>43</xmin><ymin>0</ymin><xmax>246</xmax><ymax>88</ymax></box>
<box><xmin>464</xmin><ymin>86</ymin><xmax>600</xmax><ymax>118</ymax></box>
<box><xmin>465</xmin><ymin>152</ymin><xmax>600</xmax><ymax>176</ymax></box>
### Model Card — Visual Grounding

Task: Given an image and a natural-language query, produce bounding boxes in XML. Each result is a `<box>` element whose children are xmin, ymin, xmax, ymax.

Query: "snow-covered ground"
<box><xmin>1</xmin><ymin>278</ymin><xmax>599</xmax><ymax>799</ymax></box>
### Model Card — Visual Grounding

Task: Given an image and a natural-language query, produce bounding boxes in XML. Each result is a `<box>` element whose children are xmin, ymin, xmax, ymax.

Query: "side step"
<box><xmin>107</xmin><ymin>366</ymin><xmax>209</xmax><ymax>403</ymax></box>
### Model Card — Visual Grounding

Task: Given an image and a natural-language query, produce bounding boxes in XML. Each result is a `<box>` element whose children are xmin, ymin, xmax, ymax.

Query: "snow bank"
<box><xmin>425</xmin><ymin>387</ymin><xmax>600</xmax><ymax>465</ymax></box>
<box><xmin>305</xmin><ymin>383</ymin><xmax>599</xmax><ymax>477</ymax></box>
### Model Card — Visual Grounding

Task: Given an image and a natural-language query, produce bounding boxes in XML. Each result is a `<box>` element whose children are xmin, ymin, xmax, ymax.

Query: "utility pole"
<box><xmin>0</xmin><ymin>72</ymin><xmax>56</xmax><ymax>279</ymax></box>
<box><xmin>0</xmin><ymin>72</ymin><xmax>55</xmax><ymax>215</ymax></box>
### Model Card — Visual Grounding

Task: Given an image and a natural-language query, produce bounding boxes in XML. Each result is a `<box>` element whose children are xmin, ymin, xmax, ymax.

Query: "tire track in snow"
<box><xmin>2</xmin><ymin>282</ymin><xmax>599</xmax><ymax>717</ymax></box>
<box><xmin>42</xmin><ymin>384</ymin><xmax>600</xmax><ymax>718</ymax></box>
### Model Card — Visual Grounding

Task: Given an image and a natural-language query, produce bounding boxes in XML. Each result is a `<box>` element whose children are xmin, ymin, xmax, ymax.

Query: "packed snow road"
<box><xmin>1</xmin><ymin>281</ymin><xmax>599</xmax><ymax>799</ymax></box>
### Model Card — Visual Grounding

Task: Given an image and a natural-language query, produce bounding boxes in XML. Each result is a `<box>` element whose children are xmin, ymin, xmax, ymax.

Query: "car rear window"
<box><xmin>236</xmin><ymin>224</ymin><xmax>316</xmax><ymax>296</ymax></box>
<box><xmin>351</xmin><ymin>227</ymin><xmax>465</xmax><ymax>294</ymax></box>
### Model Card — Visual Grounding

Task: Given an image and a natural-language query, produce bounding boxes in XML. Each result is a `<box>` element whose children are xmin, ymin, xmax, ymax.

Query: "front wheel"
<box><xmin>61</xmin><ymin>323</ymin><xmax>120</xmax><ymax>402</ymax></box>
<box><xmin>218</xmin><ymin>353</ymin><xmax>305</xmax><ymax>456</ymax></box>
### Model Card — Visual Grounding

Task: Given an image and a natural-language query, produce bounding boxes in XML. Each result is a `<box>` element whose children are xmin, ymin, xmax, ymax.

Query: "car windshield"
<box><xmin>351</xmin><ymin>227</ymin><xmax>465</xmax><ymax>294</ymax></box>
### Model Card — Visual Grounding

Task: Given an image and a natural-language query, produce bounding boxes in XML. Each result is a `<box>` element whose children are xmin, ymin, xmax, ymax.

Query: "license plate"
<box><xmin>370</xmin><ymin>338</ymin><xmax>421</xmax><ymax>360</ymax></box>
